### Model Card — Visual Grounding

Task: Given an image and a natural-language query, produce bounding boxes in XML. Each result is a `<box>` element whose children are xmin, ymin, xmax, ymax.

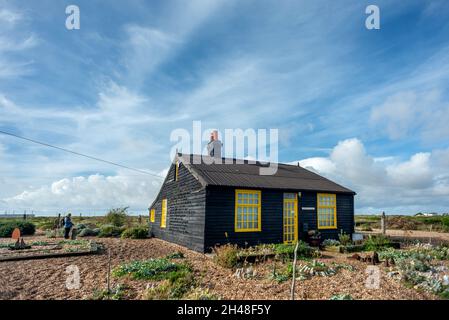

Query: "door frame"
<box><xmin>283</xmin><ymin>193</ymin><xmax>298</xmax><ymax>244</ymax></box>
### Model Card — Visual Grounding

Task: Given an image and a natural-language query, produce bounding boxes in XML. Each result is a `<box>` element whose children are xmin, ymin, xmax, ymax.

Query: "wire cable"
<box><xmin>0</xmin><ymin>129</ymin><xmax>164</xmax><ymax>178</ymax></box>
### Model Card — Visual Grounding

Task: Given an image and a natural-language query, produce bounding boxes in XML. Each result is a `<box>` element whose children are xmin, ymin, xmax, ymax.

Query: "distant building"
<box><xmin>415</xmin><ymin>212</ymin><xmax>438</xmax><ymax>217</ymax></box>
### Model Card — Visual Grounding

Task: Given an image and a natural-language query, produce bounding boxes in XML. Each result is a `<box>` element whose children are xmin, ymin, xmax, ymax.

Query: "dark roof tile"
<box><xmin>179</xmin><ymin>154</ymin><xmax>355</xmax><ymax>194</ymax></box>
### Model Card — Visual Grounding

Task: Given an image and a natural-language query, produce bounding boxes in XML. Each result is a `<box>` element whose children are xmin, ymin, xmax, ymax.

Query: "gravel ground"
<box><xmin>0</xmin><ymin>236</ymin><xmax>439</xmax><ymax>300</ymax></box>
<box><xmin>364</xmin><ymin>229</ymin><xmax>449</xmax><ymax>242</ymax></box>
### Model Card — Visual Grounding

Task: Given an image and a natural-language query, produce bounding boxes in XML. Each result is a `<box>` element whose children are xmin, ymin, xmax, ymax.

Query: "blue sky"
<box><xmin>1</xmin><ymin>0</ymin><xmax>449</xmax><ymax>215</ymax></box>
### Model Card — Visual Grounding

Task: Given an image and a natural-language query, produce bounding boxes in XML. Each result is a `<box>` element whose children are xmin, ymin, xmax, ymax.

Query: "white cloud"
<box><xmin>0</xmin><ymin>35</ymin><xmax>38</xmax><ymax>52</ymax></box>
<box><xmin>295</xmin><ymin>138</ymin><xmax>449</xmax><ymax>214</ymax></box>
<box><xmin>0</xmin><ymin>8</ymin><xmax>22</xmax><ymax>25</ymax></box>
<box><xmin>0</xmin><ymin>7</ymin><xmax>36</xmax><ymax>79</ymax></box>
<box><xmin>370</xmin><ymin>90</ymin><xmax>449</xmax><ymax>142</ymax></box>
<box><xmin>3</xmin><ymin>170</ymin><xmax>165</xmax><ymax>213</ymax></box>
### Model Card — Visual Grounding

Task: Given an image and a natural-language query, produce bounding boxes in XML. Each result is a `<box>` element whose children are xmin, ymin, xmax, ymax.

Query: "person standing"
<box><xmin>63</xmin><ymin>213</ymin><xmax>73</xmax><ymax>239</ymax></box>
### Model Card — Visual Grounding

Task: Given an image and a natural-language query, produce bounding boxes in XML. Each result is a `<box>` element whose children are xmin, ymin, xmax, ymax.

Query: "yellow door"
<box><xmin>283</xmin><ymin>193</ymin><xmax>298</xmax><ymax>244</ymax></box>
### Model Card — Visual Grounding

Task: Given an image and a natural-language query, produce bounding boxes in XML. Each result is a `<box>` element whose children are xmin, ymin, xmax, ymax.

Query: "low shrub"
<box><xmin>45</xmin><ymin>229</ymin><xmax>64</xmax><ymax>238</ymax></box>
<box><xmin>274</xmin><ymin>241</ymin><xmax>314</xmax><ymax>260</ymax></box>
<box><xmin>98</xmin><ymin>224</ymin><xmax>125</xmax><ymax>237</ymax></box>
<box><xmin>329</xmin><ymin>294</ymin><xmax>353</xmax><ymax>300</ymax></box>
<box><xmin>104</xmin><ymin>207</ymin><xmax>129</xmax><ymax>227</ymax></box>
<box><xmin>0</xmin><ymin>221</ymin><xmax>36</xmax><ymax>237</ymax></box>
<box><xmin>112</xmin><ymin>258</ymin><xmax>191</xmax><ymax>280</ymax></box>
<box><xmin>144</xmin><ymin>280</ymin><xmax>172</xmax><ymax>300</ymax></box>
<box><xmin>295</xmin><ymin>260</ymin><xmax>337</xmax><ymax>278</ymax></box>
<box><xmin>166</xmin><ymin>251</ymin><xmax>185</xmax><ymax>259</ymax></box>
<box><xmin>143</xmin><ymin>266</ymin><xmax>196</xmax><ymax>300</ymax></box>
<box><xmin>338</xmin><ymin>232</ymin><xmax>352</xmax><ymax>246</ymax></box>
<box><xmin>359</xmin><ymin>223</ymin><xmax>373</xmax><ymax>231</ymax></box>
<box><xmin>78</xmin><ymin>228</ymin><xmax>100</xmax><ymax>237</ymax></box>
<box><xmin>213</xmin><ymin>244</ymin><xmax>239</xmax><ymax>269</ymax></box>
<box><xmin>185</xmin><ymin>287</ymin><xmax>220</xmax><ymax>300</ymax></box>
<box><xmin>92</xmin><ymin>284</ymin><xmax>129</xmax><ymax>300</ymax></box>
<box><xmin>363</xmin><ymin>235</ymin><xmax>392</xmax><ymax>251</ymax></box>
<box><xmin>322</xmin><ymin>239</ymin><xmax>340</xmax><ymax>247</ymax></box>
<box><xmin>121</xmin><ymin>226</ymin><xmax>148</xmax><ymax>239</ymax></box>
<box><xmin>35</xmin><ymin>220</ymin><xmax>56</xmax><ymax>231</ymax></box>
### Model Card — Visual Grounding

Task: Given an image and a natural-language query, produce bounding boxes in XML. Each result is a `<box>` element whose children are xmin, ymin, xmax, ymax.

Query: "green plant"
<box><xmin>185</xmin><ymin>287</ymin><xmax>220</xmax><ymax>300</ymax></box>
<box><xmin>121</xmin><ymin>226</ymin><xmax>148</xmax><ymax>239</ymax></box>
<box><xmin>92</xmin><ymin>284</ymin><xmax>129</xmax><ymax>300</ymax></box>
<box><xmin>112</xmin><ymin>258</ymin><xmax>191</xmax><ymax>280</ymax></box>
<box><xmin>35</xmin><ymin>220</ymin><xmax>55</xmax><ymax>231</ymax></box>
<box><xmin>273</xmin><ymin>241</ymin><xmax>314</xmax><ymax>260</ymax></box>
<box><xmin>30</xmin><ymin>241</ymin><xmax>50</xmax><ymax>246</ymax></box>
<box><xmin>98</xmin><ymin>224</ymin><xmax>125</xmax><ymax>237</ymax></box>
<box><xmin>363</xmin><ymin>235</ymin><xmax>392</xmax><ymax>251</ymax></box>
<box><xmin>45</xmin><ymin>228</ymin><xmax>64</xmax><ymax>238</ymax></box>
<box><xmin>213</xmin><ymin>244</ymin><xmax>239</xmax><ymax>269</ymax></box>
<box><xmin>329</xmin><ymin>294</ymin><xmax>353</xmax><ymax>300</ymax></box>
<box><xmin>78</xmin><ymin>227</ymin><xmax>100</xmax><ymax>237</ymax></box>
<box><xmin>104</xmin><ymin>207</ymin><xmax>129</xmax><ymax>227</ymax></box>
<box><xmin>144</xmin><ymin>268</ymin><xmax>197</xmax><ymax>300</ymax></box>
<box><xmin>338</xmin><ymin>231</ymin><xmax>352</xmax><ymax>246</ymax></box>
<box><xmin>144</xmin><ymin>281</ymin><xmax>172</xmax><ymax>300</ymax></box>
<box><xmin>166</xmin><ymin>251</ymin><xmax>185</xmax><ymax>259</ymax></box>
<box><xmin>0</xmin><ymin>221</ymin><xmax>36</xmax><ymax>237</ymax></box>
<box><xmin>441</xmin><ymin>215</ymin><xmax>449</xmax><ymax>228</ymax></box>
<box><xmin>295</xmin><ymin>260</ymin><xmax>337</xmax><ymax>278</ymax></box>
<box><xmin>167</xmin><ymin>270</ymin><xmax>196</xmax><ymax>299</ymax></box>
<box><xmin>359</xmin><ymin>223</ymin><xmax>373</xmax><ymax>231</ymax></box>
<box><xmin>322</xmin><ymin>239</ymin><xmax>340</xmax><ymax>247</ymax></box>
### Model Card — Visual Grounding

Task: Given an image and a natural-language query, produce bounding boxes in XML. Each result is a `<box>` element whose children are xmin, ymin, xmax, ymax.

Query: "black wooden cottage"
<box><xmin>148</xmin><ymin>152</ymin><xmax>356</xmax><ymax>253</ymax></box>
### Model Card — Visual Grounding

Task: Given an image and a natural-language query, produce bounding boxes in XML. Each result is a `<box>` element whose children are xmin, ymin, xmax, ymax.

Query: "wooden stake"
<box><xmin>107</xmin><ymin>248</ymin><xmax>111</xmax><ymax>297</ymax></box>
<box><xmin>290</xmin><ymin>241</ymin><xmax>299</xmax><ymax>300</ymax></box>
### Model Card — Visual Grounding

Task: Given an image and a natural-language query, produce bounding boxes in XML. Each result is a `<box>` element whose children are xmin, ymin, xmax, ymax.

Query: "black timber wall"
<box><xmin>204</xmin><ymin>186</ymin><xmax>354</xmax><ymax>251</ymax></box>
<box><xmin>149</xmin><ymin>162</ymin><xmax>206</xmax><ymax>252</ymax></box>
<box><xmin>298</xmin><ymin>191</ymin><xmax>354</xmax><ymax>240</ymax></box>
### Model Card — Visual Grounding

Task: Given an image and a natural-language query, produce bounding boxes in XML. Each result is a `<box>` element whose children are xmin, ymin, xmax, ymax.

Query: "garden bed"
<box><xmin>0</xmin><ymin>240</ymin><xmax>99</xmax><ymax>262</ymax></box>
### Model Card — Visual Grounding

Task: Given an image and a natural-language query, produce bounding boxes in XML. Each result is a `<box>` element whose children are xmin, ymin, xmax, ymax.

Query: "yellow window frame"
<box><xmin>317</xmin><ymin>193</ymin><xmax>337</xmax><ymax>229</ymax></box>
<box><xmin>161</xmin><ymin>199</ymin><xmax>167</xmax><ymax>228</ymax></box>
<box><xmin>150</xmin><ymin>208</ymin><xmax>155</xmax><ymax>223</ymax></box>
<box><xmin>235</xmin><ymin>189</ymin><xmax>261</xmax><ymax>232</ymax></box>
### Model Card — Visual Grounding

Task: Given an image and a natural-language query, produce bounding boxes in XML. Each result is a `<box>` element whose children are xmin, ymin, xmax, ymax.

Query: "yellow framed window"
<box><xmin>161</xmin><ymin>199</ymin><xmax>167</xmax><ymax>228</ymax></box>
<box><xmin>150</xmin><ymin>209</ymin><xmax>155</xmax><ymax>223</ymax></box>
<box><xmin>317</xmin><ymin>193</ymin><xmax>337</xmax><ymax>229</ymax></box>
<box><xmin>175</xmin><ymin>161</ymin><xmax>179</xmax><ymax>181</ymax></box>
<box><xmin>235</xmin><ymin>189</ymin><xmax>261</xmax><ymax>232</ymax></box>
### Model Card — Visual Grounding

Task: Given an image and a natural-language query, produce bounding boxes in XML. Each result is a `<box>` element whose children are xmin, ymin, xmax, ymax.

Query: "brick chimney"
<box><xmin>207</xmin><ymin>130</ymin><xmax>222</xmax><ymax>159</ymax></box>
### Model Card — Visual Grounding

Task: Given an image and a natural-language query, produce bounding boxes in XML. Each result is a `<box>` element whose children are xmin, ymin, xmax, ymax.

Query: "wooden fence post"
<box><xmin>381</xmin><ymin>211</ymin><xmax>386</xmax><ymax>235</ymax></box>
<box><xmin>107</xmin><ymin>248</ymin><xmax>111</xmax><ymax>297</ymax></box>
<box><xmin>290</xmin><ymin>241</ymin><xmax>300</xmax><ymax>300</ymax></box>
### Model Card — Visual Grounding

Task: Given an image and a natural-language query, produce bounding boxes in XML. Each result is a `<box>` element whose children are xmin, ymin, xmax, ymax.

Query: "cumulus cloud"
<box><xmin>295</xmin><ymin>138</ymin><xmax>449</xmax><ymax>214</ymax></box>
<box><xmin>2</xmin><ymin>170</ymin><xmax>165</xmax><ymax>214</ymax></box>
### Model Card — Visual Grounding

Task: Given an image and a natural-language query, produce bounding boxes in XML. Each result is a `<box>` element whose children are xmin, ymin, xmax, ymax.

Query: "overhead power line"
<box><xmin>0</xmin><ymin>129</ymin><xmax>164</xmax><ymax>178</ymax></box>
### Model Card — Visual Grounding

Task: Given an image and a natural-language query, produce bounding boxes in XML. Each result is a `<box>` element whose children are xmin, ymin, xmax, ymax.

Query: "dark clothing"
<box><xmin>64</xmin><ymin>227</ymin><xmax>71</xmax><ymax>239</ymax></box>
<box><xmin>63</xmin><ymin>216</ymin><xmax>73</xmax><ymax>239</ymax></box>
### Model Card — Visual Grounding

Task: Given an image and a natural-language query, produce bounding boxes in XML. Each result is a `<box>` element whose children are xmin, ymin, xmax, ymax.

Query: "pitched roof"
<box><xmin>178</xmin><ymin>154</ymin><xmax>355</xmax><ymax>194</ymax></box>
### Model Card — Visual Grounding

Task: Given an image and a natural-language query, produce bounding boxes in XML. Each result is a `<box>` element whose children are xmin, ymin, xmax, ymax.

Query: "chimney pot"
<box><xmin>207</xmin><ymin>130</ymin><xmax>222</xmax><ymax>159</ymax></box>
